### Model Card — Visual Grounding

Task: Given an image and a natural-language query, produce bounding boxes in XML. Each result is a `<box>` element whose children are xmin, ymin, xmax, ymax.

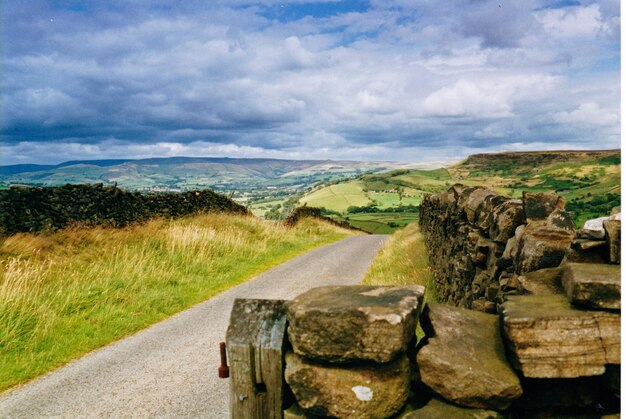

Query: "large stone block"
<box><xmin>401</xmin><ymin>398</ymin><xmax>498</xmax><ymax>419</ymax></box>
<box><xmin>499</xmin><ymin>294</ymin><xmax>620</xmax><ymax>378</ymax></box>
<box><xmin>515</xmin><ymin>216</ymin><xmax>575</xmax><ymax>273</ymax></box>
<box><xmin>603</xmin><ymin>219</ymin><xmax>621</xmax><ymax>264</ymax></box>
<box><xmin>416</xmin><ymin>304</ymin><xmax>522</xmax><ymax>410</ymax></box>
<box><xmin>284</xmin><ymin>352</ymin><xmax>410</xmax><ymax>419</ymax></box>
<box><xmin>562</xmin><ymin>263</ymin><xmax>621</xmax><ymax>309</ymax></box>
<box><xmin>287</xmin><ymin>285</ymin><xmax>424</xmax><ymax>363</ymax></box>
<box><xmin>522</xmin><ymin>191</ymin><xmax>564</xmax><ymax>220</ymax></box>
<box><xmin>489</xmin><ymin>200</ymin><xmax>524</xmax><ymax>244</ymax></box>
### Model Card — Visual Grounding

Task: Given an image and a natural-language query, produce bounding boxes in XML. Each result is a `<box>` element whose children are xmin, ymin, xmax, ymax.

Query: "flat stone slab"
<box><xmin>416</xmin><ymin>303</ymin><xmax>522</xmax><ymax>410</ymax></box>
<box><xmin>499</xmin><ymin>294</ymin><xmax>620</xmax><ymax>378</ymax></box>
<box><xmin>562</xmin><ymin>263</ymin><xmax>621</xmax><ymax>309</ymax></box>
<box><xmin>285</xmin><ymin>352</ymin><xmax>410</xmax><ymax>419</ymax></box>
<box><xmin>287</xmin><ymin>285</ymin><xmax>424</xmax><ymax>363</ymax></box>
<box><xmin>401</xmin><ymin>398</ymin><xmax>498</xmax><ymax>419</ymax></box>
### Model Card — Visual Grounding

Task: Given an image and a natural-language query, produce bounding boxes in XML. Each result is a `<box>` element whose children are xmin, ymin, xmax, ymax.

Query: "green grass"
<box><xmin>362</xmin><ymin>223</ymin><xmax>436</xmax><ymax>297</ymax></box>
<box><xmin>0</xmin><ymin>214</ymin><xmax>354</xmax><ymax>392</ymax></box>
<box><xmin>299</xmin><ymin>181</ymin><xmax>371</xmax><ymax>212</ymax></box>
<box><xmin>362</xmin><ymin>222</ymin><xmax>438</xmax><ymax>339</ymax></box>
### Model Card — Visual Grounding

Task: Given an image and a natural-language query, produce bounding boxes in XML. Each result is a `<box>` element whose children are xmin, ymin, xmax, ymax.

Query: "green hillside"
<box><xmin>299</xmin><ymin>149</ymin><xmax>621</xmax><ymax>230</ymax></box>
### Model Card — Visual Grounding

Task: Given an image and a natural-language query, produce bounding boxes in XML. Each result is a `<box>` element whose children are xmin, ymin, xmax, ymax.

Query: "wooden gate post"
<box><xmin>226</xmin><ymin>298</ymin><xmax>288</xmax><ymax>419</ymax></box>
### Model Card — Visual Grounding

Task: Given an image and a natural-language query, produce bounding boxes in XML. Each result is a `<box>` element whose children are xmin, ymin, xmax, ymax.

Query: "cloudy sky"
<box><xmin>1</xmin><ymin>0</ymin><xmax>621</xmax><ymax>164</ymax></box>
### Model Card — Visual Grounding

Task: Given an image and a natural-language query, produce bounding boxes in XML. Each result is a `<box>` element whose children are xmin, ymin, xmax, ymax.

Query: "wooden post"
<box><xmin>226</xmin><ymin>298</ymin><xmax>288</xmax><ymax>419</ymax></box>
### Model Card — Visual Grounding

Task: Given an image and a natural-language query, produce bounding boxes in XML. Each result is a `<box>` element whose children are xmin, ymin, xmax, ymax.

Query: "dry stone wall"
<box><xmin>269</xmin><ymin>282</ymin><xmax>620</xmax><ymax>418</ymax></box>
<box><xmin>419</xmin><ymin>184</ymin><xmax>620</xmax><ymax>310</ymax></box>
<box><xmin>0</xmin><ymin>183</ymin><xmax>248</xmax><ymax>235</ymax></box>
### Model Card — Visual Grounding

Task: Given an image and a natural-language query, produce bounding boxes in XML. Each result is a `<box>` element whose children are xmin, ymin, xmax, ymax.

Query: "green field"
<box><xmin>343</xmin><ymin>213</ymin><xmax>420</xmax><ymax>234</ymax></box>
<box><xmin>298</xmin><ymin>150</ymin><xmax>620</xmax><ymax>231</ymax></box>
<box><xmin>299</xmin><ymin>181</ymin><xmax>372</xmax><ymax>212</ymax></box>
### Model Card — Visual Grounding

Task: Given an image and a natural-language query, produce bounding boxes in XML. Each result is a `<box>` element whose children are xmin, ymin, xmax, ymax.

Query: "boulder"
<box><xmin>287</xmin><ymin>285</ymin><xmax>424</xmax><ymax>363</ymax></box>
<box><xmin>284</xmin><ymin>352</ymin><xmax>410</xmax><ymax>419</ymax></box>
<box><xmin>522</xmin><ymin>191</ymin><xmax>564</xmax><ymax>220</ymax></box>
<box><xmin>579</xmin><ymin>216</ymin><xmax>609</xmax><ymax>239</ymax></box>
<box><xmin>499</xmin><ymin>294</ymin><xmax>620</xmax><ymax>378</ymax></box>
<box><xmin>603</xmin><ymin>219</ymin><xmax>621</xmax><ymax>264</ymax></box>
<box><xmin>416</xmin><ymin>304</ymin><xmax>522</xmax><ymax>410</ymax></box>
<box><xmin>401</xmin><ymin>398</ymin><xmax>498</xmax><ymax>419</ymax></box>
<box><xmin>489</xmin><ymin>200</ymin><xmax>524</xmax><ymax>244</ymax></box>
<box><xmin>561</xmin><ymin>263</ymin><xmax>621</xmax><ymax>310</ymax></box>
<box><xmin>464</xmin><ymin>188</ymin><xmax>497</xmax><ymax>224</ymax></box>
<box><xmin>515</xmin><ymin>217</ymin><xmax>575</xmax><ymax>273</ymax></box>
<box><xmin>517</xmin><ymin>267</ymin><xmax>563</xmax><ymax>295</ymax></box>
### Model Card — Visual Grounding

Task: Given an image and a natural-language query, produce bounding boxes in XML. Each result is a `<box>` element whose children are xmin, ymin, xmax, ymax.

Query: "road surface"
<box><xmin>0</xmin><ymin>234</ymin><xmax>388</xmax><ymax>418</ymax></box>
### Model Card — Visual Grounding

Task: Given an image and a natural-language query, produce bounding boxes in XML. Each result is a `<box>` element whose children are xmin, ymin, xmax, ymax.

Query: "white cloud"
<box><xmin>553</xmin><ymin>102</ymin><xmax>619</xmax><ymax>125</ymax></box>
<box><xmin>537</xmin><ymin>5</ymin><xmax>609</xmax><ymax>38</ymax></box>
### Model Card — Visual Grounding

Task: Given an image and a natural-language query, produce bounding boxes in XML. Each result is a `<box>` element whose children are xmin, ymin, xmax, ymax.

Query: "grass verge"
<box><xmin>361</xmin><ymin>222</ymin><xmax>437</xmax><ymax>339</ymax></box>
<box><xmin>0</xmin><ymin>214</ymin><xmax>353</xmax><ymax>392</ymax></box>
<box><xmin>362</xmin><ymin>222</ymin><xmax>436</xmax><ymax>297</ymax></box>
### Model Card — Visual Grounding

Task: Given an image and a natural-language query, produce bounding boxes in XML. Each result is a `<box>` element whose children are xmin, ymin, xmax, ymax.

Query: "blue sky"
<box><xmin>1</xmin><ymin>0</ymin><xmax>620</xmax><ymax>164</ymax></box>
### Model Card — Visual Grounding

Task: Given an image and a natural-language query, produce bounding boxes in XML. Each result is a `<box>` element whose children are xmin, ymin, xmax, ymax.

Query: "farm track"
<box><xmin>0</xmin><ymin>234</ymin><xmax>388</xmax><ymax>419</ymax></box>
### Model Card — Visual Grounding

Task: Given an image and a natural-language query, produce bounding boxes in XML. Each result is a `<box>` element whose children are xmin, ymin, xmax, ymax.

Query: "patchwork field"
<box><xmin>299</xmin><ymin>150</ymin><xmax>620</xmax><ymax>231</ymax></box>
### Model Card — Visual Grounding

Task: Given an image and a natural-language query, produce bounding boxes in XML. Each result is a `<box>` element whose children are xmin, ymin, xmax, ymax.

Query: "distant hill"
<box><xmin>299</xmin><ymin>149</ymin><xmax>621</xmax><ymax>229</ymax></box>
<box><xmin>0</xmin><ymin>156</ymin><xmax>444</xmax><ymax>194</ymax></box>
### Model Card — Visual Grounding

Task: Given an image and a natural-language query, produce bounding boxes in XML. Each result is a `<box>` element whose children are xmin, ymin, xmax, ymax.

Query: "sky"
<box><xmin>1</xmin><ymin>0</ymin><xmax>621</xmax><ymax>165</ymax></box>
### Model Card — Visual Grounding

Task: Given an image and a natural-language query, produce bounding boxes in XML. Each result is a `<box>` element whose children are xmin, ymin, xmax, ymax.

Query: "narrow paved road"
<box><xmin>1</xmin><ymin>234</ymin><xmax>388</xmax><ymax>419</ymax></box>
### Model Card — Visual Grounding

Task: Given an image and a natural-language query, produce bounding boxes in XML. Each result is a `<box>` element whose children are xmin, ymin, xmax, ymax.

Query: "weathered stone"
<box><xmin>470</xmin><ymin>299</ymin><xmax>497</xmax><ymax>314</ymax></box>
<box><xmin>285</xmin><ymin>352</ymin><xmax>410</xmax><ymax>419</ymax></box>
<box><xmin>522</xmin><ymin>191</ymin><xmax>564</xmax><ymax>220</ymax></box>
<box><xmin>464</xmin><ymin>188</ymin><xmax>497</xmax><ymax>224</ymax></box>
<box><xmin>416</xmin><ymin>303</ymin><xmax>522</xmax><ymax>410</ymax></box>
<box><xmin>476</xmin><ymin>195</ymin><xmax>507</xmax><ymax>232</ymax></box>
<box><xmin>515</xmin><ymin>219</ymin><xmax>575</xmax><ymax>273</ymax></box>
<box><xmin>610</xmin><ymin>206</ymin><xmax>621</xmax><ymax>217</ymax></box>
<box><xmin>287</xmin><ymin>285</ymin><xmax>424</xmax><ymax>363</ymax></box>
<box><xmin>562</xmin><ymin>263</ymin><xmax>621</xmax><ymax>309</ymax></box>
<box><xmin>603</xmin><ymin>219</ymin><xmax>621</xmax><ymax>264</ymax></box>
<box><xmin>489</xmin><ymin>200</ymin><xmax>525</xmax><ymax>244</ymax></box>
<box><xmin>502</xmin><ymin>225</ymin><xmax>525</xmax><ymax>261</ymax></box>
<box><xmin>579</xmin><ymin>216</ymin><xmax>609</xmax><ymax>239</ymax></box>
<box><xmin>401</xmin><ymin>398</ymin><xmax>498</xmax><ymax>419</ymax></box>
<box><xmin>572</xmin><ymin>239</ymin><xmax>606</xmax><ymax>250</ymax></box>
<box><xmin>517</xmin><ymin>267</ymin><xmax>563</xmax><ymax>295</ymax></box>
<box><xmin>499</xmin><ymin>294</ymin><xmax>620</xmax><ymax>378</ymax></box>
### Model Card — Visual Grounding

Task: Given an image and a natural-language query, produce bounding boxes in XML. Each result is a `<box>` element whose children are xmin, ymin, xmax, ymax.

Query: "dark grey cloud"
<box><xmin>0</xmin><ymin>0</ymin><xmax>620</xmax><ymax>164</ymax></box>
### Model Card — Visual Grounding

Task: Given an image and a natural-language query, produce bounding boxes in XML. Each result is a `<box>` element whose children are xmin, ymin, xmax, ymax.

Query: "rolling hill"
<box><xmin>0</xmin><ymin>157</ymin><xmax>446</xmax><ymax>195</ymax></box>
<box><xmin>299</xmin><ymin>149</ymin><xmax>621</xmax><ymax>229</ymax></box>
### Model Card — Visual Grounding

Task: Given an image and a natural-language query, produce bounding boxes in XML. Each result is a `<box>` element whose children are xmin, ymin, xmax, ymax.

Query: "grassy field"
<box><xmin>299</xmin><ymin>150</ymin><xmax>620</xmax><ymax>230</ymax></box>
<box><xmin>0</xmin><ymin>214</ymin><xmax>353</xmax><ymax>391</ymax></box>
<box><xmin>299</xmin><ymin>181</ymin><xmax>372</xmax><ymax>212</ymax></box>
<box><xmin>343</xmin><ymin>212</ymin><xmax>420</xmax><ymax>234</ymax></box>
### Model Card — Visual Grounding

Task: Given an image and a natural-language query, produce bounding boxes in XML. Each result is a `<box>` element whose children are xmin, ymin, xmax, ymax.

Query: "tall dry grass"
<box><xmin>0</xmin><ymin>214</ymin><xmax>352</xmax><ymax>391</ymax></box>
<box><xmin>362</xmin><ymin>222</ymin><xmax>437</xmax><ymax>300</ymax></box>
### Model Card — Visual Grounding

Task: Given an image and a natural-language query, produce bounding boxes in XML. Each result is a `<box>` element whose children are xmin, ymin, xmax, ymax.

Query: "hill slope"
<box><xmin>299</xmin><ymin>149</ymin><xmax>620</xmax><ymax>228</ymax></box>
<box><xmin>0</xmin><ymin>157</ymin><xmax>444</xmax><ymax>195</ymax></box>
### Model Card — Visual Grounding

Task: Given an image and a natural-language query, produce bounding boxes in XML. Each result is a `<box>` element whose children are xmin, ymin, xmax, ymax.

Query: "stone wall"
<box><xmin>268</xmin><ymin>281</ymin><xmax>620</xmax><ymax>418</ymax></box>
<box><xmin>284</xmin><ymin>206</ymin><xmax>365</xmax><ymax>232</ymax></box>
<box><xmin>419</xmin><ymin>184</ymin><xmax>620</xmax><ymax>310</ymax></box>
<box><xmin>0</xmin><ymin>183</ymin><xmax>248</xmax><ymax>235</ymax></box>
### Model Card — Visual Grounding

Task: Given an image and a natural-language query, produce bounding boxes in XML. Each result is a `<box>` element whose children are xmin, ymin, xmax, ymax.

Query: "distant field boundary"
<box><xmin>0</xmin><ymin>184</ymin><xmax>248</xmax><ymax>235</ymax></box>
<box><xmin>284</xmin><ymin>206</ymin><xmax>368</xmax><ymax>233</ymax></box>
